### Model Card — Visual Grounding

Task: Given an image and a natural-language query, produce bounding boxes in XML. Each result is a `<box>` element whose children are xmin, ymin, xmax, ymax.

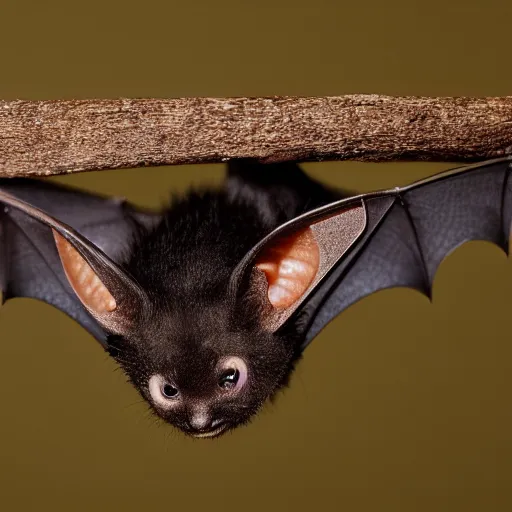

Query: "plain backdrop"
<box><xmin>0</xmin><ymin>1</ymin><xmax>510</xmax><ymax>511</ymax></box>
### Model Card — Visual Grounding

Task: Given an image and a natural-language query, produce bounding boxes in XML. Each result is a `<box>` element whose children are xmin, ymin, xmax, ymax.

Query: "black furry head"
<box><xmin>105</xmin><ymin>188</ymin><xmax>306</xmax><ymax>438</ymax></box>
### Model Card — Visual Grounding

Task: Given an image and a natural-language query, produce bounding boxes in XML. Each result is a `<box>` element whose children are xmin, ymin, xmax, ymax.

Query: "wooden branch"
<box><xmin>1</xmin><ymin>96</ymin><xmax>512</xmax><ymax>177</ymax></box>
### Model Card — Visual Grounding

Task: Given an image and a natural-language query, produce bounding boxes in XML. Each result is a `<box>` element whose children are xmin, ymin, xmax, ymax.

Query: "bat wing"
<box><xmin>229</xmin><ymin>157</ymin><xmax>512</xmax><ymax>349</ymax></box>
<box><xmin>0</xmin><ymin>178</ymin><xmax>161</xmax><ymax>345</ymax></box>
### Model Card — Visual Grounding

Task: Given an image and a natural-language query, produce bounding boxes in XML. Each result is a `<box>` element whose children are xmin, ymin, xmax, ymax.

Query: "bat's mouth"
<box><xmin>190</xmin><ymin>424</ymin><xmax>229</xmax><ymax>439</ymax></box>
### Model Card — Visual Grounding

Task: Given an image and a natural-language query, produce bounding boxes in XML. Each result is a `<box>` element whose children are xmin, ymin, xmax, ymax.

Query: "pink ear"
<box><xmin>256</xmin><ymin>228</ymin><xmax>320</xmax><ymax>309</ymax></box>
<box><xmin>53</xmin><ymin>230</ymin><xmax>117</xmax><ymax>314</ymax></box>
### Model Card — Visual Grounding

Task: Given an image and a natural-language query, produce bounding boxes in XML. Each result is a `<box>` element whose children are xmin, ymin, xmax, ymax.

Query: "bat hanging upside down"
<box><xmin>0</xmin><ymin>157</ymin><xmax>510</xmax><ymax>438</ymax></box>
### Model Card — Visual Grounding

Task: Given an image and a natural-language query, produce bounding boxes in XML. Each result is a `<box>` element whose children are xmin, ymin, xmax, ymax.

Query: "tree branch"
<box><xmin>1</xmin><ymin>95</ymin><xmax>512</xmax><ymax>177</ymax></box>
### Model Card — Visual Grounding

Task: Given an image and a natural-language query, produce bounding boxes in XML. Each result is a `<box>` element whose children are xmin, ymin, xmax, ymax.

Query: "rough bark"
<box><xmin>1</xmin><ymin>95</ymin><xmax>512</xmax><ymax>177</ymax></box>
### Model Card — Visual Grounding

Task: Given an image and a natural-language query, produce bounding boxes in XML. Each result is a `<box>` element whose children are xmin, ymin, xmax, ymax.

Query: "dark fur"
<box><xmin>108</xmin><ymin>162</ymin><xmax>341</xmax><ymax>437</ymax></box>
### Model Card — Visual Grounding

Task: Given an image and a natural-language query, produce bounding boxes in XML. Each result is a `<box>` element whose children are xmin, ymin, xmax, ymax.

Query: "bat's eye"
<box><xmin>218</xmin><ymin>368</ymin><xmax>239</xmax><ymax>390</ymax></box>
<box><xmin>148</xmin><ymin>375</ymin><xmax>180</xmax><ymax>407</ymax></box>
<box><xmin>161</xmin><ymin>383</ymin><xmax>179</xmax><ymax>398</ymax></box>
<box><xmin>217</xmin><ymin>357</ymin><xmax>248</xmax><ymax>393</ymax></box>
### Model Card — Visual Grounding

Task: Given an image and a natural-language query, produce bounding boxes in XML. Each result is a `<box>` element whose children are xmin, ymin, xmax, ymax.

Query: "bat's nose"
<box><xmin>188</xmin><ymin>413</ymin><xmax>212</xmax><ymax>431</ymax></box>
<box><xmin>187</xmin><ymin>405</ymin><xmax>214</xmax><ymax>432</ymax></box>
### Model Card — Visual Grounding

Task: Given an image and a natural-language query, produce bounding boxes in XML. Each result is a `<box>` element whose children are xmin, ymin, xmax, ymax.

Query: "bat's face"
<box><xmin>109</xmin><ymin>304</ymin><xmax>296</xmax><ymax>438</ymax></box>
<box><xmin>52</xmin><ymin>207</ymin><xmax>319</xmax><ymax>438</ymax></box>
<box><xmin>101</xmin><ymin>223</ymin><xmax>321</xmax><ymax>438</ymax></box>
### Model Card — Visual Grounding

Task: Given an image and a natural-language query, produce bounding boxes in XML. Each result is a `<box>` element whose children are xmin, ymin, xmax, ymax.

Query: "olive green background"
<box><xmin>0</xmin><ymin>1</ymin><xmax>511</xmax><ymax>511</ymax></box>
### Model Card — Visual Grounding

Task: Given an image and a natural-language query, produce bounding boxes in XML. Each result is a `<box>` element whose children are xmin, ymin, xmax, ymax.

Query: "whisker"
<box><xmin>121</xmin><ymin>399</ymin><xmax>146</xmax><ymax>411</ymax></box>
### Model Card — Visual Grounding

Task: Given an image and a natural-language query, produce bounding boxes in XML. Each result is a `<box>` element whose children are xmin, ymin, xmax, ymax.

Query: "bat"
<box><xmin>0</xmin><ymin>156</ymin><xmax>510</xmax><ymax>438</ymax></box>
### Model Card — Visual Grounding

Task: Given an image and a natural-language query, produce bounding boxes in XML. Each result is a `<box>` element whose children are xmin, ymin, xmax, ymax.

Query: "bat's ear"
<box><xmin>230</xmin><ymin>199</ymin><xmax>368</xmax><ymax>332</ymax></box>
<box><xmin>0</xmin><ymin>188</ymin><xmax>148</xmax><ymax>336</ymax></box>
<box><xmin>52</xmin><ymin>230</ymin><xmax>147</xmax><ymax>336</ymax></box>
